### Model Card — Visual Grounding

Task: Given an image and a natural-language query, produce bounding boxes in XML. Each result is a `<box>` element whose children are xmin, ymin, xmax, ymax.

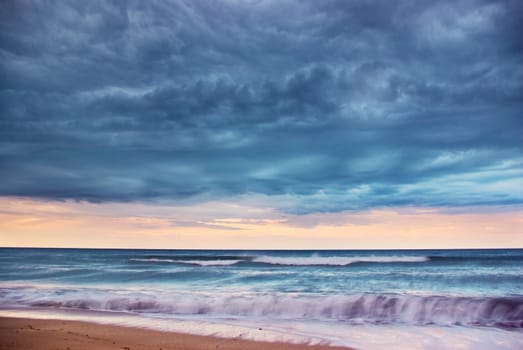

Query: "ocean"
<box><xmin>0</xmin><ymin>248</ymin><xmax>522</xmax><ymax>349</ymax></box>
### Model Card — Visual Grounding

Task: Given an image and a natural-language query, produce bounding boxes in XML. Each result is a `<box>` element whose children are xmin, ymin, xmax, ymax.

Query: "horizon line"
<box><xmin>1</xmin><ymin>246</ymin><xmax>522</xmax><ymax>251</ymax></box>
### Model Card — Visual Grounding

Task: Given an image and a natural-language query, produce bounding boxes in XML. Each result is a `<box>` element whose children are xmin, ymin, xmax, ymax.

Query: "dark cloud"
<box><xmin>1</xmin><ymin>0</ymin><xmax>522</xmax><ymax>213</ymax></box>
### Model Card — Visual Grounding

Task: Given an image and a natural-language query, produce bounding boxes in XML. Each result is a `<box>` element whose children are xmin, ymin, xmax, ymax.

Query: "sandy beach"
<box><xmin>0</xmin><ymin>317</ymin><xmax>354</xmax><ymax>350</ymax></box>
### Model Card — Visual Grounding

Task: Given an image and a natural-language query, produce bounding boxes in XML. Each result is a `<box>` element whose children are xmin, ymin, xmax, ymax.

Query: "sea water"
<box><xmin>0</xmin><ymin>248</ymin><xmax>522</xmax><ymax>349</ymax></box>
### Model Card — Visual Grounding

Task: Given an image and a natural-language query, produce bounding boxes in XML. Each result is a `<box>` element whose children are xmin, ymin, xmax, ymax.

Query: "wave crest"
<box><xmin>130</xmin><ymin>258</ymin><xmax>243</xmax><ymax>266</ymax></box>
<box><xmin>252</xmin><ymin>255</ymin><xmax>428</xmax><ymax>266</ymax></box>
<box><xmin>2</xmin><ymin>287</ymin><xmax>521</xmax><ymax>328</ymax></box>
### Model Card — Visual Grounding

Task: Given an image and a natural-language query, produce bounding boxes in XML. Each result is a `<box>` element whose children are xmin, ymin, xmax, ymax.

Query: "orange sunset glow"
<box><xmin>2</xmin><ymin>197</ymin><xmax>521</xmax><ymax>249</ymax></box>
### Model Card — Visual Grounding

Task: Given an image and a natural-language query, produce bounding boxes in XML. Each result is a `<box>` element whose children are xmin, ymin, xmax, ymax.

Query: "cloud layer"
<box><xmin>1</xmin><ymin>0</ymin><xmax>522</xmax><ymax>213</ymax></box>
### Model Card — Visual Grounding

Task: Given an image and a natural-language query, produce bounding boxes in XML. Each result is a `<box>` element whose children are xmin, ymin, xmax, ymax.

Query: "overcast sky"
<box><xmin>1</xmin><ymin>0</ymin><xmax>522</xmax><ymax>221</ymax></box>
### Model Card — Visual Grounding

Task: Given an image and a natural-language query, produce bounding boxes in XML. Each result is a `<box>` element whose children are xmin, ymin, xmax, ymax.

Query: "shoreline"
<box><xmin>0</xmin><ymin>317</ymin><xmax>354</xmax><ymax>350</ymax></box>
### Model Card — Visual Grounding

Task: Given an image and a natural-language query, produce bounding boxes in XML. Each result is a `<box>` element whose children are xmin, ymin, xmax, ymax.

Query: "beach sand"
<box><xmin>0</xmin><ymin>317</ymin><xmax>354</xmax><ymax>350</ymax></box>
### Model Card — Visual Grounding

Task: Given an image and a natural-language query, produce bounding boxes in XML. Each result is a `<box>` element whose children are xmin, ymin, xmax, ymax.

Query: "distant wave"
<box><xmin>130</xmin><ymin>258</ymin><xmax>178</xmax><ymax>263</ymax></box>
<box><xmin>2</xmin><ymin>287</ymin><xmax>521</xmax><ymax>328</ymax></box>
<box><xmin>130</xmin><ymin>258</ymin><xmax>243</xmax><ymax>266</ymax></box>
<box><xmin>129</xmin><ymin>255</ymin><xmax>429</xmax><ymax>267</ymax></box>
<box><xmin>178</xmin><ymin>260</ymin><xmax>243</xmax><ymax>266</ymax></box>
<box><xmin>251</xmin><ymin>255</ymin><xmax>429</xmax><ymax>266</ymax></box>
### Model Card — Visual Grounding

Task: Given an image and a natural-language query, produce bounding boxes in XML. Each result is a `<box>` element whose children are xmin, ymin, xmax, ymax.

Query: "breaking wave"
<box><xmin>130</xmin><ymin>258</ymin><xmax>242</xmax><ymax>266</ymax></box>
<box><xmin>2</xmin><ymin>287</ymin><xmax>521</xmax><ymax>328</ymax></box>
<box><xmin>251</xmin><ymin>255</ymin><xmax>429</xmax><ymax>266</ymax></box>
<box><xmin>130</xmin><ymin>255</ymin><xmax>429</xmax><ymax>267</ymax></box>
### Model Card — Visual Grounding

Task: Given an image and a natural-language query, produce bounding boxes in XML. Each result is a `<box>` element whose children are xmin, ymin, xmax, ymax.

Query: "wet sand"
<box><xmin>0</xmin><ymin>317</ymin><xmax>354</xmax><ymax>350</ymax></box>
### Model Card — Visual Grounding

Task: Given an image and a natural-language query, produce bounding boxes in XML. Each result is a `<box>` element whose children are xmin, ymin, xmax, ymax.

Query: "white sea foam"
<box><xmin>130</xmin><ymin>255</ymin><xmax>429</xmax><ymax>266</ymax></box>
<box><xmin>129</xmin><ymin>258</ymin><xmax>243</xmax><ymax>266</ymax></box>
<box><xmin>178</xmin><ymin>259</ymin><xmax>243</xmax><ymax>266</ymax></box>
<box><xmin>252</xmin><ymin>255</ymin><xmax>429</xmax><ymax>266</ymax></box>
<box><xmin>1</xmin><ymin>285</ymin><xmax>521</xmax><ymax>328</ymax></box>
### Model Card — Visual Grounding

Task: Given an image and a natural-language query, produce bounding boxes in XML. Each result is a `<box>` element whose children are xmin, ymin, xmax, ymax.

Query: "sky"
<box><xmin>1</xmin><ymin>0</ymin><xmax>522</xmax><ymax>249</ymax></box>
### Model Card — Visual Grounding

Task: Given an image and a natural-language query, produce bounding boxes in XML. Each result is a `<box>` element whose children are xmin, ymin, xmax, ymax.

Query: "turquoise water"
<box><xmin>1</xmin><ymin>248</ymin><xmax>522</xmax><ymax>325</ymax></box>
<box><xmin>1</xmin><ymin>248</ymin><xmax>522</xmax><ymax>349</ymax></box>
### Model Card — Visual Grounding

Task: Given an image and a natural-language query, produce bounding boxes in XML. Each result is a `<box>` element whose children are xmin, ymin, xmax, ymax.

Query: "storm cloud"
<box><xmin>1</xmin><ymin>0</ymin><xmax>522</xmax><ymax>213</ymax></box>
